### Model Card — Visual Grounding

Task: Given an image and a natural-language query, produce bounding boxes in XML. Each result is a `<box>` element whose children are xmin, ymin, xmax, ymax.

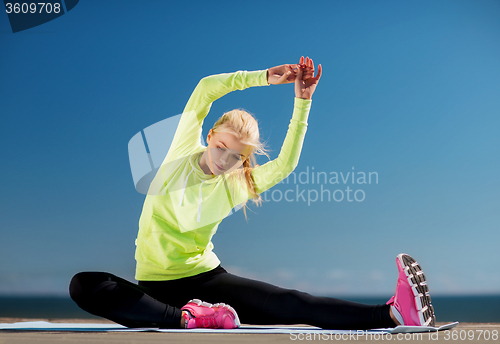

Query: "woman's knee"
<box><xmin>69</xmin><ymin>271</ymin><xmax>113</xmax><ymax>303</ymax></box>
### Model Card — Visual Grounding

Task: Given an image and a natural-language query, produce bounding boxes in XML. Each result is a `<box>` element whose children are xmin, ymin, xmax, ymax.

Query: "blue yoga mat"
<box><xmin>0</xmin><ymin>321</ymin><xmax>459</xmax><ymax>334</ymax></box>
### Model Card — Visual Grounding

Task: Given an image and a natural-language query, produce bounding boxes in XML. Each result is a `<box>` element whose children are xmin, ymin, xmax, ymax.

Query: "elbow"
<box><xmin>281</xmin><ymin>162</ymin><xmax>299</xmax><ymax>181</ymax></box>
<box><xmin>278</xmin><ymin>154</ymin><xmax>301</xmax><ymax>176</ymax></box>
<box><xmin>197</xmin><ymin>77</ymin><xmax>211</xmax><ymax>89</ymax></box>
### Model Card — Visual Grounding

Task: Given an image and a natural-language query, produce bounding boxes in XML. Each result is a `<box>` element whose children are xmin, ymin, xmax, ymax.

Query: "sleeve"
<box><xmin>163</xmin><ymin>70</ymin><xmax>270</xmax><ymax>163</ymax></box>
<box><xmin>250</xmin><ymin>97</ymin><xmax>312</xmax><ymax>194</ymax></box>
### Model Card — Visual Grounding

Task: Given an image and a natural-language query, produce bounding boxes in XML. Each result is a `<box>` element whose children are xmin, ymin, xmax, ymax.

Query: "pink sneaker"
<box><xmin>181</xmin><ymin>299</ymin><xmax>240</xmax><ymax>329</ymax></box>
<box><xmin>387</xmin><ymin>253</ymin><xmax>435</xmax><ymax>327</ymax></box>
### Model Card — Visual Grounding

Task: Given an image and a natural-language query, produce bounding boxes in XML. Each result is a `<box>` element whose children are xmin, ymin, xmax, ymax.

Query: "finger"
<box><xmin>301</xmin><ymin>67</ymin><xmax>313</xmax><ymax>77</ymax></box>
<box><xmin>300</xmin><ymin>56</ymin><xmax>304</xmax><ymax>65</ymax></box>
<box><xmin>296</xmin><ymin>63</ymin><xmax>303</xmax><ymax>79</ymax></box>
<box><xmin>281</xmin><ymin>70</ymin><xmax>293</xmax><ymax>83</ymax></box>
<box><xmin>315</xmin><ymin>64</ymin><xmax>322</xmax><ymax>81</ymax></box>
<box><xmin>286</xmin><ymin>65</ymin><xmax>296</xmax><ymax>80</ymax></box>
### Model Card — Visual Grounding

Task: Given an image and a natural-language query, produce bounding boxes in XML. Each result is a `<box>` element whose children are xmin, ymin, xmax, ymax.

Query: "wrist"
<box><xmin>296</xmin><ymin>94</ymin><xmax>312</xmax><ymax>100</ymax></box>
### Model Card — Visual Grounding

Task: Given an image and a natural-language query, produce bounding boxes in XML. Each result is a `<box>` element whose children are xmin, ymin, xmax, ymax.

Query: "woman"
<box><xmin>70</xmin><ymin>56</ymin><xmax>435</xmax><ymax>329</ymax></box>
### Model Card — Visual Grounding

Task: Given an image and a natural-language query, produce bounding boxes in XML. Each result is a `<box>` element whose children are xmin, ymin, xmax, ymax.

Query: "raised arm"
<box><xmin>164</xmin><ymin>70</ymin><xmax>270</xmax><ymax>162</ymax></box>
<box><xmin>251</xmin><ymin>56</ymin><xmax>322</xmax><ymax>194</ymax></box>
<box><xmin>251</xmin><ymin>97</ymin><xmax>311</xmax><ymax>194</ymax></box>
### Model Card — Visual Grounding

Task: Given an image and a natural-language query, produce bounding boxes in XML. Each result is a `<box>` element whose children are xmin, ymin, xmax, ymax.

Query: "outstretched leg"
<box><xmin>141</xmin><ymin>268</ymin><xmax>397</xmax><ymax>330</ymax></box>
<box><xmin>202</xmin><ymin>272</ymin><xmax>397</xmax><ymax>329</ymax></box>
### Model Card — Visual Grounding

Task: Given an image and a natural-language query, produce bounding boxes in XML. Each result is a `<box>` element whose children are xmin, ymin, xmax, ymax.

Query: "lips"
<box><xmin>215</xmin><ymin>163</ymin><xmax>224</xmax><ymax>171</ymax></box>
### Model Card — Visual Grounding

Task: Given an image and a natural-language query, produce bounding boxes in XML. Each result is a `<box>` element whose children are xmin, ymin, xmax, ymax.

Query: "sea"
<box><xmin>0</xmin><ymin>295</ymin><xmax>499</xmax><ymax>322</ymax></box>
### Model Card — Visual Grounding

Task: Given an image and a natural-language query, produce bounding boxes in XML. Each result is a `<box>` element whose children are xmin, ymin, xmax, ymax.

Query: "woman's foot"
<box><xmin>181</xmin><ymin>299</ymin><xmax>240</xmax><ymax>329</ymax></box>
<box><xmin>389</xmin><ymin>306</ymin><xmax>401</xmax><ymax>326</ymax></box>
<box><xmin>386</xmin><ymin>253</ymin><xmax>436</xmax><ymax>327</ymax></box>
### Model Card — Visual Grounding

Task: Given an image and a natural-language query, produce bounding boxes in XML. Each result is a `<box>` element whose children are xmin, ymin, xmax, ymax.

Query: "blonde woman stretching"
<box><xmin>70</xmin><ymin>56</ymin><xmax>435</xmax><ymax>329</ymax></box>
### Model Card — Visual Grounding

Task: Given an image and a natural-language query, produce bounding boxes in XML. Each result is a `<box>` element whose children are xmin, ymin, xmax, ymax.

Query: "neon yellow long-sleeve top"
<box><xmin>135</xmin><ymin>70</ymin><xmax>312</xmax><ymax>281</ymax></box>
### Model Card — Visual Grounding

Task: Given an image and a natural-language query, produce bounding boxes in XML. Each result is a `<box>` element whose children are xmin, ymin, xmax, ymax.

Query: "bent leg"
<box><xmin>195</xmin><ymin>272</ymin><xmax>396</xmax><ymax>330</ymax></box>
<box><xmin>69</xmin><ymin>271</ymin><xmax>182</xmax><ymax>328</ymax></box>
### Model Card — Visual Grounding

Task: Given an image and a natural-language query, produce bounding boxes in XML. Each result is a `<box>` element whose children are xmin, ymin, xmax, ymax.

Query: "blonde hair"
<box><xmin>211</xmin><ymin>109</ymin><xmax>270</xmax><ymax>220</ymax></box>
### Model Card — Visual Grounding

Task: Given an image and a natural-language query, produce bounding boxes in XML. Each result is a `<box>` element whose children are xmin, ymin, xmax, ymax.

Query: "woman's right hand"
<box><xmin>295</xmin><ymin>56</ymin><xmax>322</xmax><ymax>100</ymax></box>
<box><xmin>267</xmin><ymin>64</ymin><xmax>298</xmax><ymax>85</ymax></box>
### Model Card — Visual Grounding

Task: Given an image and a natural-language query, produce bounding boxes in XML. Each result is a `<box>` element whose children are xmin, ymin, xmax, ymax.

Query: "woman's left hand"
<box><xmin>295</xmin><ymin>56</ymin><xmax>322</xmax><ymax>100</ymax></box>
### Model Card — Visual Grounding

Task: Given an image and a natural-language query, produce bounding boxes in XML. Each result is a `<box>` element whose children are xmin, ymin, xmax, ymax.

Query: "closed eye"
<box><xmin>218</xmin><ymin>146</ymin><xmax>242</xmax><ymax>160</ymax></box>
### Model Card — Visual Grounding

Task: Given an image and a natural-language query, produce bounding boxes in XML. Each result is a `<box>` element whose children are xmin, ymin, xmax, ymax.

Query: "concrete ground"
<box><xmin>0</xmin><ymin>318</ymin><xmax>499</xmax><ymax>343</ymax></box>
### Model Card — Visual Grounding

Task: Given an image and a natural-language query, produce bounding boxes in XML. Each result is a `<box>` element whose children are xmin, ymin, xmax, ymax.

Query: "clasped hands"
<box><xmin>267</xmin><ymin>56</ymin><xmax>322</xmax><ymax>100</ymax></box>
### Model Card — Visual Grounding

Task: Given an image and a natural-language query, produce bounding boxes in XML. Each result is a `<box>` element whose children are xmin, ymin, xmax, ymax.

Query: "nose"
<box><xmin>220</xmin><ymin>151</ymin><xmax>230</xmax><ymax>166</ymax></box>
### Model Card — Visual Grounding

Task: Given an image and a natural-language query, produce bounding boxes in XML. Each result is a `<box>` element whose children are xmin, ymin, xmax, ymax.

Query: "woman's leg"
<box><xmin>69</xmin><ymin>272</ymin><xmax>182</xmax><ymax>328</ymax></box>
<box><xmin>206</xmin><ymin>273</ymin><xmax>396</xmax><ymax>329</ymax></box>
<box><xmin>142</xmin><ymin>268</ymin><xmax>396</xmax><ymax>330</ymax></box>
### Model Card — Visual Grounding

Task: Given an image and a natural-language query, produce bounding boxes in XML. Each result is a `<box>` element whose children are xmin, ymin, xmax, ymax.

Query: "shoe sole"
<box><xmin>398</xmin><ymin>254</ymin><xmax>436</xmax><ymax>327</ymax></box>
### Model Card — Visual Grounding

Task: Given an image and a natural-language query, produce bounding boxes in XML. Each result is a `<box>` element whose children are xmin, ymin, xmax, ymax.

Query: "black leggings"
<box><xmin>69</xmin><ymin>265</ymin><xmax>396</xmax><ymax>330</ymax></box>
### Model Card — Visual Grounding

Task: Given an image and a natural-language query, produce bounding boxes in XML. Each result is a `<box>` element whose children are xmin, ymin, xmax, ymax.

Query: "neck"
<box><xmin>199</xmin><ymin>150</ymin><xmax>215</xmax><ymax>176</ymax></box>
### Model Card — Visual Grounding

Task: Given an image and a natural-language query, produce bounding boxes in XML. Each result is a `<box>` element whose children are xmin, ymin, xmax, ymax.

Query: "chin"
<box><xmin>212</xmin><ymin>164</ymin><xmax>226</xmax><ymax>175</ymax></box>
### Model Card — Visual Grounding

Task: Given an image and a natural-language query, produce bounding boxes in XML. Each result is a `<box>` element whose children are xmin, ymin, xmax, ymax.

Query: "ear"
<box><xmin>207</xmin><ymin>129</ymin><xmax>213</xmax><ymax>143</ymax></box>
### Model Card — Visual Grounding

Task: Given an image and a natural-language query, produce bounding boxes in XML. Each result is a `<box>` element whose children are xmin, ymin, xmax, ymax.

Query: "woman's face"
<box><xmin>206</xmin><ymin>130</ymin><xmax>253</xmax><ymax>176</ymax></box>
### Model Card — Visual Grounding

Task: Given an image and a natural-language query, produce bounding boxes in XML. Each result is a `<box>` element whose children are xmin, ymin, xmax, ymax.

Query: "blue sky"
<box><xmin>1</xmin><ymin>0</ymin><xmax>499</xmax><ymax>300</ymax></box>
